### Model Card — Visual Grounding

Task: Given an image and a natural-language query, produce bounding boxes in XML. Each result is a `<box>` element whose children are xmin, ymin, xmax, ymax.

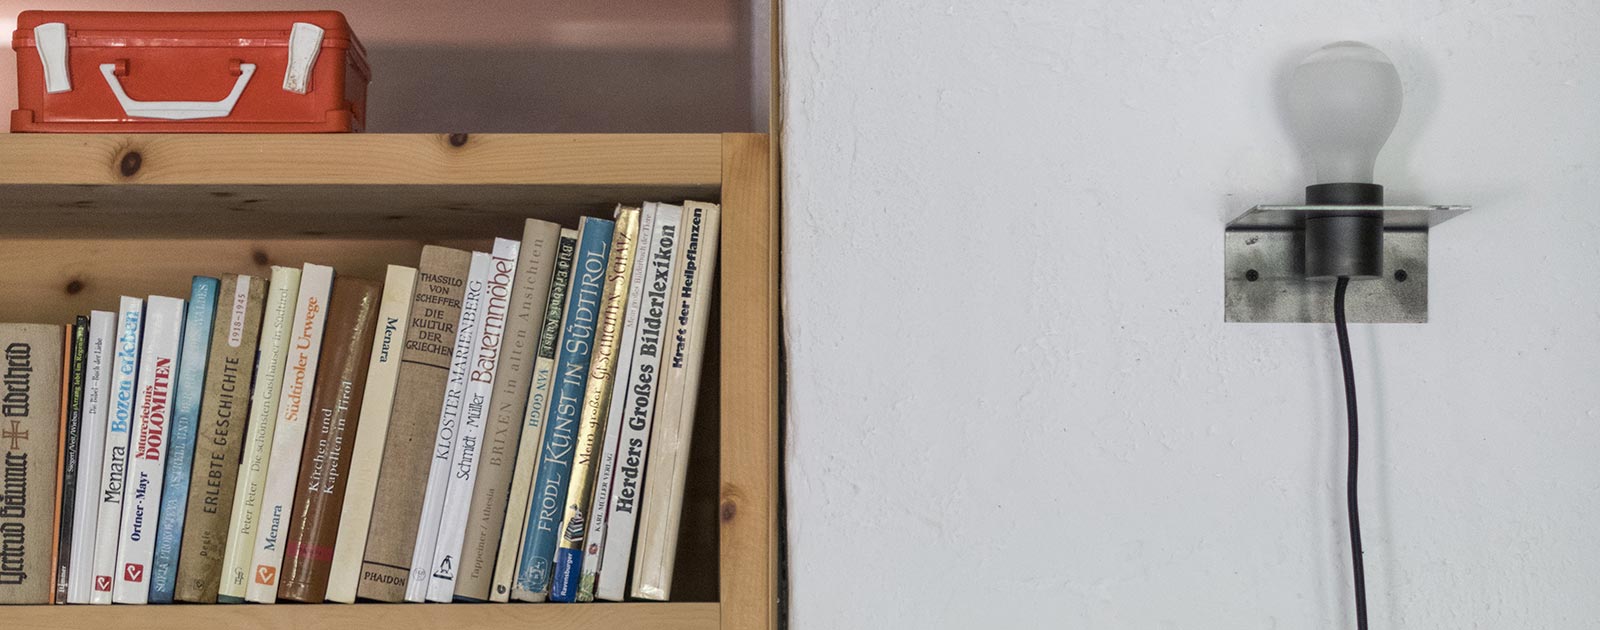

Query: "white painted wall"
<box><xmin>781</xmin><ymin>2</ymin><xmax>1600</xmax><ymax>628</ymax></box>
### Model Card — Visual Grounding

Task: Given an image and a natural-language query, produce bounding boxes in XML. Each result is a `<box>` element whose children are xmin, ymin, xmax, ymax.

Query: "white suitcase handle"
<box><xmin>99</xmin><ymin>62</ymin><xmax>256</xmax><ymax>120</ymax></box>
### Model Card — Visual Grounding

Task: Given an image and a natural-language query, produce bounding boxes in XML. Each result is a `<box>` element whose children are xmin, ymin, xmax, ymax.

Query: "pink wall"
<box><xmin>2</xmin><ymin>0</ymin><xmax>764</xmax><ymax>132</ymax></box>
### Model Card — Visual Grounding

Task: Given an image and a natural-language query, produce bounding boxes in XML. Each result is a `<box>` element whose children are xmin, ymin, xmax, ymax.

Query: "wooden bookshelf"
<box><xmin>0</xmin><ymin>133</ymin><xmax>779</xmax><ymax>630</ymax></box>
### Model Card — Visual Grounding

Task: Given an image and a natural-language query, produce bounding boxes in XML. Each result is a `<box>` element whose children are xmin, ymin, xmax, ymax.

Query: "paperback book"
<box><xmin>67</xmin><ymin>311</ymin><xmax>114</xmax><ymax>603</ymax></box>
<box><xmin>112</xmin><ymin>295</ymin><xmax>186</xmax><ymax>604</ymax></box>
<box><xmin>53</xmin><ymin>318</ymin><xmax>88</xmax><ymax>603</ymax></box>
<box><xmin>89</xmin><ymin>297</ymin><xmax>143</xmax><ymax>605</ymax></box>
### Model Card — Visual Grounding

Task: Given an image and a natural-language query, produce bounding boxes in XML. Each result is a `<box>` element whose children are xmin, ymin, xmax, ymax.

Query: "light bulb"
<box><xmin>1286</xmin><ymin>41</ymin><xmax>1403</xmax><ymax>185</ymax></box>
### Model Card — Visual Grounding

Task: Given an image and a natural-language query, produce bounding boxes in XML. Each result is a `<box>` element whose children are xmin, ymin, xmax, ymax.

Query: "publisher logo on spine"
<box><xmin>95</xmin><ymin>575</ymin><xmax>112</xmax><ymax>591</ymax></box>
<box><xmin>255</xmin><ymin>564</ymin><xmax>277</xmax><ymax>586</ymax></box>
<box><xmin>123</xmin><ymin>563</ymin><xmax>145</xmax><ymax>583</ymax></box>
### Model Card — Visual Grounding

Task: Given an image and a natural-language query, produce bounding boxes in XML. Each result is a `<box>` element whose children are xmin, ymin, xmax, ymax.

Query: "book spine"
<box><xmin>551</xmin><ymin>207</ymin><xmax>640</xmax><ymax>602</ymax></box>
<box><xmin>111</xmin><ymin>295</ymin><xmax>186</xmax><ymax>604</ymax></box>
<box><xmin>357</xmin><ymin>246</ymin><xmax>472</xmax><ymax>602</ymax></box>
<box><xmin>0</xmin><ymin>324</ymin><xmax>65</xmax><ymax>604</ymax></box>
<box><xmin>149</xmin><ymin>277</ymin><xmax>219</xmax><ymax>603</ymax></box>
<box><xmin>89</xmin><ymin>297</ymin><xmax>143</xmax><ymax>605</ymax></box>
<box><xmin>579</xmin><ymin>205</ymin><xmax>659</xmax><ymax>601</ymax></box>
<box><xmin>277</xmin><ymin>278</ymin><xmax>382</xmax><ymax>603</ymax></box>
<box><xmin>54</xmin><ymin>319</ymin><xmax>89</xmax><ymax>603</ymax></box>
<box><xmin>69</xmin><ymin>311</ymin><xmax>115</xmax><ymax>603</ymax></box>
<box><xmin>427</xmin><ymin>239</ymin><xmax>520</xmax><ymax>601</ymax></box>
<box><xmin>326</xmin><ymin>265</ymin><xmax>417</xmax><ymax>603</ymax></box>
<box><xmin>175</xmin><ymin>275</ymin><xmax>265</xmax><ymax>603</ymax></box>
<box><xmin>632</xmin><ymin>201</ymin><xmax>722</xmax><ymax>601</ymax></box>
<box><xmin>490</xmin><ymin>228</ymin><xmax>578</xmax><ymax>602</ymax></box>
<box><xmin>512</xmin><ymin>217</ymin><xmax>615</xmax><ymax>602</ymax></box>
<box><xmin>218</xmin><ymin>266</ymin><xmax>302</xmax><ymax>602</ymax></box>
<box><xmin>456</xmin><ymin>220</ymin><xmax>562</xmax><ymax>602</ymax></box>
<box><xmin>408</xmin><ymin>251</ymin><xmax>491</xmax><ymax>602</ymax></box>
<box><xmin>245</xmin><ymin>264</ymin><xmax>335</xmax><ymax>603</ymax></box>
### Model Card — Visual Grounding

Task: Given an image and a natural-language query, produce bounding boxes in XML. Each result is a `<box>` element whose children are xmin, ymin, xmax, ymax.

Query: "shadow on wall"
<box><xmin>366</xmin><ymin>44</ymin><xmax>753</xmax><ymax>133</ymax></box>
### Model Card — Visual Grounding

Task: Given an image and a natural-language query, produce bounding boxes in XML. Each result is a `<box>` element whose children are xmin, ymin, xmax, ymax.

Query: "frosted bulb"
<box><xmin>1286</xmin><ymin>41</ymin><xmax>1403</xmax><ymax>185</ymax></box>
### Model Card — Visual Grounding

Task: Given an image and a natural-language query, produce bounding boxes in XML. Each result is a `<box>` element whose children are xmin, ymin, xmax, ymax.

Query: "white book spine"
<box><xmin>579</xmin><ymin>203</ymin><xmax>660</xmax><ymax>600</ymax></box>
<box><xmin>111</xmin><ymin>295</ymin><xmax>186</xmax><ymax>604</ymax></box>
<box><xmin>632</xmin><ymin>202</ymin><xmax>721</xmax><ymax>601</ymax></box>
<box><xmin>326</xmin><ymin>265</ymin><xmax>417</xmax><ymax>604</ymax></box>
<box><xmin>89</xmin><ymin>299</ymin><xmax>141</xmax><ymax>605</ymax></box>
<box><xmin>218</xmin><ymin>266</ymin><xmax>302</xmax><ymax>602</ymax></box>
<box><xmin>490</xmin><ymin>227</ymin><xmax>578</xmax><ymax>602</ymax></box>
<box><xmin>427</xmin><ymin>239</ymin><xmax>519</xmax><ymax>602</ymax></box>
<box><xmin>68</xmin><ymin>311</ymin><xmax>115</xmax><ymax>603</ymax></box>
<box><xmin>407</xmin><ymin>251</ymin><xmax>491</xmax><ymax>602</ymax></box>
<box><xmin>597</xmin><ymin>204</ymin><xmax>682</xmax><ymax>601</ymax></box>
<box><xmin>244</xmin><ymin>264</ymin><xmax>334</xmax><ymax>603</ymax></box>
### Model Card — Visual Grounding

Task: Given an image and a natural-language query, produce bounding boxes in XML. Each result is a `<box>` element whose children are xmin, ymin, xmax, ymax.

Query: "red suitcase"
<box><xmin>11</xmin><ymin>11</ymin><xmax>369</xmax><ymax>132</ymax></box>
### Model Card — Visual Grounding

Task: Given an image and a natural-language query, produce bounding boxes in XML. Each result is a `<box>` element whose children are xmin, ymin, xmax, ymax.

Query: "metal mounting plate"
<box><xmin>1228</xmin><ymin>204</ymin><xmax>1470</xmax><ymax>230</ymax></box>
<box><xmin>1224</xmin><ymin>230</ymin><xmax>1427</xmax><ymax>323</ymax></box>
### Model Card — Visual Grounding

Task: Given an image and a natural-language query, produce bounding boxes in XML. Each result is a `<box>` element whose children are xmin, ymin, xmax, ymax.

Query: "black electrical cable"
<box><xmin>1334</xmin><ymin>276</ymin><xmax>1369</xmax><ymax>630</ymax></box>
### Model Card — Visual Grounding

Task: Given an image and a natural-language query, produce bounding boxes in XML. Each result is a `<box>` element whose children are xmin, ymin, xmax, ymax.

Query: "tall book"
<box><xmin>218</xmin><ymin>266</ymin><xmax>302</xmax><ymax>602</ymax></box>
<box><xmin>596</xmin><ymin>203</ymin><xmax>683</xmax><ymax>601</ymax></box>
<box><xmin>408</xmin><ymin>250</ymin><xmax>491</xmax><ymax>602</ymax></box>
<box><xmin>175</xmin><ymin>275</ymin><xmax>266</xmax><ymax>602</ymax></box>
<box><xmin>68</xmin><ymin>311</ymin><xmax>115</xmax><ymax>603</ymax></box>
<box><xmin>632</xmin><ymin>201</ymin><xmax>723</xmax><ymax>600</ymax></box>
<box><xmin>0</xmin><ymin>324</ymin><xmax>65</xmax><ymax>604</ymax></box>
<box><xmin>512</xmin><ymin>216</ymin><xmax>615</xmax><ymax>602</ymax></box>
<box><xmin>149</xmin><ymin>277</ymin><xmax>219</xmax><ymax>603</ymax></box>
<box><xmin>551</xmin><ymin>206</ymin><xmax>640</xmax><ymax>602</ymax></box>
<box><xmin>357</xmin><ymin>246</ymin><xmax>472</xmax><ymax>602</ymax></box>
<box><xmin>456</xmin><ymin>220</ymin><xmax>562</xmax><ymax>602</ymax></box>
<box><xmin>490</xmin><ymin>228</ymin><xmax>578</xmax><ymax>602</ymax></box>
<box><xmin>278</xmin><ymin>278</ymin><xmax>381</xmax><ymax>602</ymax></box>
<box><xmin>326</xmin><ymin>265</ymin><xmax>417</xmax><ymax>603</ymax></box>
<box><xmin>111</xmin><ymin>294</ymin><xmax>186</xmax><ymax>604</ymax></box>
<box><xmin>427</xmin><ymin>239</ymin><xmax>520</xmax><ymax>601</ymax></box>
<box><xmin>54</xmin><ymin>319</ymin><xmax>89</xmax><ymax>603</ymax></box>
<box><xmin>245</xmin><ymin>264</ymin><xmax>335</xmax><ymax>603</ymax></box>
<box><xmin>89</xmin><ymin>297</ymin><xmax>143</xmax><ymax>604</ymax></box>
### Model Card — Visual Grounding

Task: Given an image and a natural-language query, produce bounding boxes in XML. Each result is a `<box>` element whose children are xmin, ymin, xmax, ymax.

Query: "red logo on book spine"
<box><xmin>94</xmin><ymin>575</ymin><xmax>112</xmax><ymax>591</ymax></box>
<box><xmin>255</xmin><ymin>565</ymin><xmax>277</xmax><ymax>586</ymax></box>
<box><xmin>123</xmin><ymin>563</ymin><xmax>144</xmax><ymax>583</ymax></box>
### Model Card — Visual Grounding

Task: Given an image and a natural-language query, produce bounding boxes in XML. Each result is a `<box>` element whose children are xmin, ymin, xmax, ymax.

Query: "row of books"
<box><xmin>0</xmin><ymin>201</ymin><xmax>720</xmax><ymax>605</ymax></box>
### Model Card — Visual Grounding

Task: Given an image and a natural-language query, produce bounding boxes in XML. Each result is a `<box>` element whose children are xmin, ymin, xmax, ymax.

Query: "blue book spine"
<box><xmin>148</xmin><ymin>277</ymin><xmax>219</xmax><ymax>603</ymax></box>
<box><xmin>514</xmin><ymin>217</ymin><xmax>615</xmax><ymax>600</ymax></box>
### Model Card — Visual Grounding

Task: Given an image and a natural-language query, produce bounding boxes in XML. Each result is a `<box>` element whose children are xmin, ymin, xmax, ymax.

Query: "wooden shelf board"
<box><xmin>8</xmin><ymin>602</ymin><xmax>720</xmax><ymax>630</ymax></box>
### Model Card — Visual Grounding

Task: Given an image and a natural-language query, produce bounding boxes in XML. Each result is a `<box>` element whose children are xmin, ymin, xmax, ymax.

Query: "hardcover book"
<box><xmin>513</xmin><ymin>216</ymin><xmax>615</xmax><ymax>602</ymax></box>
<box><xmin>357</xmin><ymin>246</ymin><xmax>472</xmax><ymax>602</ymax></box>
<box><xmin>175</xmin><ymin>275</ymin><xmax>265</xmax><ymax>603</ymax></box>
<box><xmin>456</xmin><ymin>220</ymin><xmax>562</xmax><ymax>602</ymax></box>
<box><xmin>491</xmin><ymin>228</ymin><xmax>579</xmax><ymax>602</ymax></box>
<box><xmin>596</xmin><ymin>202</ymin><xmax>683</xmax><ymax>601</ymax></box>
<box><xmin>409</xmin><ymin>250</ymin><xmax>491</xmax><ymax>602</ymax></box>
<box><xmin>68</xmin><ymin>311</ymin><xmax>115</xmax><ymax>603</ymax></box>
<box><xmin>428</xmin><ymin>239</ymin><xmax>520</xmax><ymax>602</ymax></box>
<box><xmin>89</xmin><ymin>297</ymin><xmax>143</xmax><ymax>605</ymax></box>
<box><xmin>326</xmin><ymin>265</ymin><xmax>417</xmax><ymax>603</ymax></box>
<box><xmin>0</xmin><ymin>324</ymin><xmax>64</xmax><ymax>604</ymax></box>
<box><xmin>278</xmin><ymin>278</ymin><xmax>381</xmax><ymax>603</ymax></box>
<box><xmin>633</xmin><ymin>201</ymin><xmax>723</xmax><ymax>601</ymax></box>
<box><xmin>551</xmin><ymin>206</ymin><xmax>640</xmax><ymax>602</ymax></box>
<box><xmin>218</xmin><ymin>266</ymin><xmax>302</xmax><ymax>603</ymax></box>
<box><xmin>112</xmin><ymin>295</ymin><xmax>186</xmax><ymax>604</ymax></box>
<box><xmin>581</xmin><ymin>204</ymin><xmax>662</xmax><ymax>600</ymax></box>
<box><xmin>246</xmin><ymin>264</ymin><xmax>335</xmax><ymax>604</ymax></box>
<box><xmin>149</xmin><ymin>277</ymin><xmax>219</xmax><ymax>603</ymax></box>
<box><xmin>54</xmin><ymin>319</ymin><xmax>89</xmax><ymax>603</ymax></box>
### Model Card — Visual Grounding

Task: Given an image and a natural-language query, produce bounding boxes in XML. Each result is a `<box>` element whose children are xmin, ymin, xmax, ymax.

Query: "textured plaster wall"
<box><xmin>782</xmin><ymin>1</ymin><xmax>1600</xmax><ymax>628</ymax></box>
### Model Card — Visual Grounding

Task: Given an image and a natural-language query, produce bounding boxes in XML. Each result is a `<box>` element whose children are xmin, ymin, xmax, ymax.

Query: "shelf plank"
<box><xmin>7</xmin><ymin>602</ymin><xmax>720</xmax><ymax>630</ymax></box>
<box><xmin>0</xmin><ymin>134</ymin><xmax>723</xmax><ymax>238</ymax></box>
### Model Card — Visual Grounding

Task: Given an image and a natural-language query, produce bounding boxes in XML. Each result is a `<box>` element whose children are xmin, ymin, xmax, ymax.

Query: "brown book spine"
<box><xmin>0</xmin><ymin>323</ymin><xmax>65</xmax><ymax>605</ymax></box>
<box><xmin>174</xmin><ymin>275</ymin><xmax>266</xmax><ymax>603</ymax></box>
<box><xmin>277</xmin><ymin>279</ymin><xmax>381</xmax><ymax>602</ymax></box>
<box><xmin>357</xmin><ymin>246</ymin><xmax>473</xmax><ymax>602</ymax></box>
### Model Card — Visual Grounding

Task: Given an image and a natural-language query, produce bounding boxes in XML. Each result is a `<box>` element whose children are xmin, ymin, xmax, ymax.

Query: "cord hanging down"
<box><xmin>1334</xmin><ymin>277</ymin><xmax>1369</xmax><ymax>630</ymax></box>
